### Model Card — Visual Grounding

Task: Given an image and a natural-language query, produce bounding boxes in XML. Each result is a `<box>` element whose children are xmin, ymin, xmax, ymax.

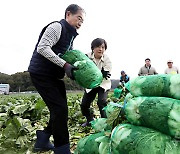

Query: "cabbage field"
<box><xmin>0</xmin><ymin>92</ymin><xmax>103</xmax><ymax>154</ymax></box>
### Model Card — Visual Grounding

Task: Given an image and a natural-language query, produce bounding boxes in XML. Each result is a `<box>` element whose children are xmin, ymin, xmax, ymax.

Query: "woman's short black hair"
<box><xmin>65</xmin><ymin>4</ymin><xmax>85</xmax><ymax>18</ymax></box>
<box><xmin>91</xmin><ymin>38</ymin><xmax>107</xmax><ymax>51</ymax></box>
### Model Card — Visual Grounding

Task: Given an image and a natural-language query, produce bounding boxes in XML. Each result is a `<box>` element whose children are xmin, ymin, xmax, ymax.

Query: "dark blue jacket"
<box><xmin>28</xmin><ymin>19</ymin><xmax>78</xmax><ymax>78</ymax></box>
<box><xmin>120</xmin><ymin>75</ymin><xmax>130</xmax><ymax>83</ymax></box>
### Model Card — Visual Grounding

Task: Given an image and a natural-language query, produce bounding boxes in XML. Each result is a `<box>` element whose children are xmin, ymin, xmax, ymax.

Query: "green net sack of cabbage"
<box><xmin>126</xmin><ymin>74</ymin><xmax>180</xmax><ymax>99</ymax></box>
<box><xmin>114</xmin><ymin>88</ymin><xmax>123</xmax><ymax>98</ymax></box>
<box><xmin>62</xmin><ymin>50</ymin><xmax>103</xmax><ymax>89</ymax></box>
<box><xmin>104</xmin><ymin>102</ymin><xmax>123</xmax><ymax>119</ymax></box>
<box><xmin>111</xmin><ymin>123</ymin><xmax>180</xmax><ymax>154</ymax></box>
<box><xmin>90</xmin><ymin>118</ymin><xmax>112</xmax><ymax>132</ymax></box>
<box><xmin>103</xmin><ymin>102</ymin><xmax>128</xmax><ymax>128</ymax></box>
<box><xmin>95</xmin><ymin>133</ymin><xmax>111</xmax><ymax>154</ymax></box>
<box><xmin>124</xmin><ymin>96</ymin><xmax>180</xmax><ymax>139</ymax></box>
<box><xmin>74</xmin><ymin>132</ymin><xmax>105</xmax><ymax>154</ymax></box>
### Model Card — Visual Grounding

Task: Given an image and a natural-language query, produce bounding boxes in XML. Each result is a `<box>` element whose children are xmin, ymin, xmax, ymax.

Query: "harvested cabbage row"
<box><xmin>124</xmin><ymin>96</ymin><xmax>180</xmax><ymax>139</ymax></box>
<box><xmin>62</xmin><ymin>50</ymin><xmax>103</xmax><ymax>89</ymax></box>
<box><xmin>125</xmin><ymin>74</ymin><xmax>180</xmax><ymax>99</ymax></box>
<box><xmin>111</xmin><ymin>124</ymin><xmax>180</xmax><ymax>154</ymax></box>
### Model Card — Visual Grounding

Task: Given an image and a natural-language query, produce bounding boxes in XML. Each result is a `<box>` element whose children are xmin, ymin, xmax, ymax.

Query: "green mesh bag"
<box><xmin>62</xmin><ymin>50</ymin><xmax>103</xmax><ymax>89</ymax></box>
<box><xmin>74</xmin><ymin>132</ymin><xmax>105</xmax><ymax>154</ymax></box>
<box><xmin>111</xmin><ymin>124</ymin><xmax>180</xmax><ymax>154</ymax></box>
<box><xmin>126</xmin><ymin>74</ymin><xmax>180</xmax><ymax>99</ymax></box>
<box><xmin>104</xmin><ymin>103</ymin><xmax>120</xmax><ymax>119</ymax></box>
<box><xmin>62</xmin><ymin>49</ymin><xmax>90</xmax><ymax>64</ymax></box>
<box><xmin>91</xmin><ymin>118</ymin><xmax>112</xmax><ymax>132</ymax></box>
<box><xmin>124</xmin><ymin>96</ymin><xmax>180</xmax><ymax>139</ymax></box>
<box><xmin>95</xmin><ymin>134</ymin><xmax>111</xmax><ymax>154</ymax></box>
<box><xmin>113</xmin><ymin>88</ymin><xmax>122</xmax><ymax>98</ymax></box>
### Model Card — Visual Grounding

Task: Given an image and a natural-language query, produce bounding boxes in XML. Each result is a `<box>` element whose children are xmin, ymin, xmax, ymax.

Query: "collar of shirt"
<box><xmin>145</xmin><ymin>64</ymin><xmax>151</xmax><ymax>69</ymax></box>
<box><xmin>90</xmin><ymin>53</ymin><xmax>104</xmax><ymax>63</ymax></box>
<box><xmin>60</xmin><ymin>19</ymin><xmax>79</xmax><ymax>36</ymax></box>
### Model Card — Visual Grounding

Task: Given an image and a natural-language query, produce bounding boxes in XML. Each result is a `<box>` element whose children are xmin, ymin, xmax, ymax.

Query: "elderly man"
<box><xmin>164</xmin><ymin>60</ymin><xmax>179</xmax><ymax>74</ymax></box>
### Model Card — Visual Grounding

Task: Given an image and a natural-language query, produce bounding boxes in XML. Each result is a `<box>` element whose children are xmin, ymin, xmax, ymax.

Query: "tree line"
<box><xmin>0</xmin><ymin>72</ymin><xmax>83</xmax><ymax>92</ymax></box>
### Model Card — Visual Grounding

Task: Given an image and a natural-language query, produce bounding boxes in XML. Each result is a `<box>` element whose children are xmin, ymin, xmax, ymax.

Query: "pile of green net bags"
<box><xmin>62</xmin><ymin>50</ymin><xmax>103</xmax><ymax>89</ymax></box>
<box><xmin>75</xmin><ymin>74</ymin><xmax>180</xmax><ymax>154</ymax></box>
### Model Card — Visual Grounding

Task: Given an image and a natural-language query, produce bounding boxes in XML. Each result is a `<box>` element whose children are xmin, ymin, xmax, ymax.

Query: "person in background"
<box><xmin>164</xmin><ymin>60</ymin><xmax>179</xmax><ymax>74</ymax></box>
<box><xmin>138</xmin><ymin>58</ymin><xmax>158</xmax><ymax>76</ymax></box>
<box><xmin>80</xmin><ymin>38</ymin><xmax>112</xmax><ymax>127</ymax></box>
<box><xmin>28</xmin><ymin>4</ymin><xmax>85</xmax><ymax>154</ymax></box>
<box><xmin>120</xmin><ymin>70</ymin><xmax>130</xmax><ymax>84</ymax></box>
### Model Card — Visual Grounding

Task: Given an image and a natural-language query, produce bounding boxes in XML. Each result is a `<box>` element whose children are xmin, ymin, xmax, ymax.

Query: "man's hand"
<box><xmin>63</xmin><ymin>63</ymin><xmax>77</xmax><ymax>80</ymax></box>
<box><xmin>101</xmin><ymin>67</ymin><xmax>111</xmax><ymax>80</ymax></box>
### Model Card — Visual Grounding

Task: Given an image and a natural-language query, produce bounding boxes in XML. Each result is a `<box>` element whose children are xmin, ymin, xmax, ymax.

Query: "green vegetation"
<box><xmin>1</xmin><ymin>74</ymin><xmax>180</xmax><ymax>154</ymax></box>
<box><xmin>0</xmin><ymin>92</ymin><xmax>112</xmax><ymax>154</ymax></box>
<box><xmin>0</xmin><ymin>72</ymin><xmax>83</xmax><ymax>92</ymax></box>
<box><xmin>0</xmin><ymin>71</ymin><xmax>119</xmax><ymax>93</ymax></box>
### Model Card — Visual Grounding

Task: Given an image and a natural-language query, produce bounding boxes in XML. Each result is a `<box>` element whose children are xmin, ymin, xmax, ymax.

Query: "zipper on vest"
<box><xmin>67</xmin><ymin>36</ymin><xmax>74</xmax><ymax>51</ymax></box>
<box><xmin>58</xmin><ymin>36</ymin><xmax>74</xmax><ymax>57</ymax></box>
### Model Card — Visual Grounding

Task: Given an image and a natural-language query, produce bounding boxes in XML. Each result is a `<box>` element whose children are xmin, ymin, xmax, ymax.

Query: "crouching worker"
<box><xmin>28</xmin><ymin>4</ymin><xmax>85</xmax><ymax>154</ymax></box>
<box><xmin>81</xmin><ymin>38</ymin><xmax>112</xmax><ymax>127</ymax></box>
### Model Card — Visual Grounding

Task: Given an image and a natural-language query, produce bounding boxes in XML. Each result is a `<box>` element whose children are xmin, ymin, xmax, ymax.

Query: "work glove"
<box><xmin>63</xmin><ymin>63</ymin><xmax>78</xmax><ymax>80</ymax></box>
<box><xmin>101</xmin><ymin>67</ymin><xmax>111</xmax><ymax>80</ymax></box>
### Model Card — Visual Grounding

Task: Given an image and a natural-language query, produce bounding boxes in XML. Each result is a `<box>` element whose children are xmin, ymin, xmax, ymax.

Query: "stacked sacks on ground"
<box><xmin>74</xmin><ymin>102</ymin><xmax>123</xmax><ymax>154</ymax></box>
<box><xmin>124</xmin><ymin>74</ymin><xmax>180</xmax><ymax>139</ymax></box>
<box><xmin>75</xmin><ymin>118</ymin><xmax>180</xmax><ymax>154</ymax></box>
<box><xmin>75</xmin><ymin>74</ymin><xmax>180</xmax><ymax>153</ymax></box>
<box><xmin>75</xmin><ymin>125</ymin><xmax>180</xmax><ymax>154</ymax></box>
<box><xmin>119</xmin><ymin>74</ymin><xmax>180</xmax><ymax>153</ymax></box>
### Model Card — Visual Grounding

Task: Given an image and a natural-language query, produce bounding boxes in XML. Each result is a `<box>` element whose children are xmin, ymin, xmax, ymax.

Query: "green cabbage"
<box><xmin>125</xmin><ymin>96</ymin><xmax>180</xmax><ymax>139</ymax></box>
<box><xmin>62</xmin><ymin>50</ymin><xmax>103</xmax><ymax>89</ymax></box>
<box><xmin>74</xmin><ymin>132</ymin><xmax>105</xmax><ymax>154</ymax></box>
<box><xmin>95</xmin><ymin>135</ymin><xmax>111</xmax><ymax>154</ymax></box>
<box><xmin>104</xmin><ymin>103</ymin><xmax>121</xmax><ymax>119</ymax></box>
<box><xmin>111</xmin><ymin>124</ymin><xmax>180</xmax><ymax>154</ymax></box>
<box><xmin>126</xmin><ymin>74</ymin><xmax>180</xmax><ymax>99</ymax></box>
<box><xmin>73</xmin><ymin>60</ymin><xmax>103</xmax><ymax>89</ymax></box>
<box><xmin>90</xmin><ymin>118</ymin><xmax>112</xmax><ymax>132</ymax></box>
<box><xmin>113</xmin><ymin>88</ymin><xmax>122</xmax><ymax>98</ymax></box>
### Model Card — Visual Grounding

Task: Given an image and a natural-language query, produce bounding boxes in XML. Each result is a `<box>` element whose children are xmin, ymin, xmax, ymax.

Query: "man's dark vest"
<box><xmin>28</xmin><ymin>19</ymin><xmax>78</xmax><ymax>78</ymax></box>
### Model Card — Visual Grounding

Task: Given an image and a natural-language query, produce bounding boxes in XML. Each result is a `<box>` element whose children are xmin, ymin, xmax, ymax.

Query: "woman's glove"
<box><xmin>101</xmin><ymin>67</ymin><xmax>111</xmax><ymax>80</ymax></box>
